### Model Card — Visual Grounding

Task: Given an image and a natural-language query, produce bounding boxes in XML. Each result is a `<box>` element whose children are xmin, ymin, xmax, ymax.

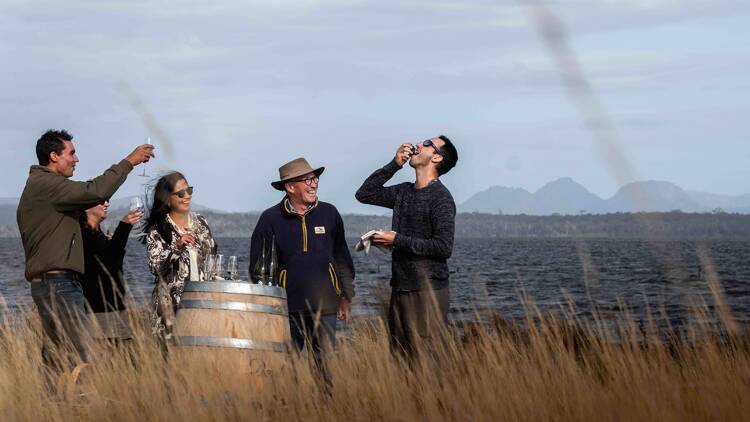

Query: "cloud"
<box><xmin>2</xmin><ymin>0</ymin><xmax>749</xmax><ymax>210</ymax></box>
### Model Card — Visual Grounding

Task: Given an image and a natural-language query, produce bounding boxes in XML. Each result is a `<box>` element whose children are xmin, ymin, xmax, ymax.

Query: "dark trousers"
<box><xmin>388</xmin><ymin>287</ymin><xmax>449</xmax><ymax>356</ymax></box>
<box><xmin>289</xmin><ymin>312</ymin><xmax>337</xmax><ymax>389</ymax></box>
<box><xmin>289</xmin><ymin>312</ymin><xmax>337</xmax><ymax>354</ymax></box>
<box><xmin>30</xmin><ymin>274</ymin><xmax>89</xmax><ymax>371</ymax></box>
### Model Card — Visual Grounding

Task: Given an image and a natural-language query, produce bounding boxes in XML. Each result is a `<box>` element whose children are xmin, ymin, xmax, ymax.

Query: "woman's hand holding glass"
<box><xmin>121</xmin><ymin>208</ymin><xmax>143</xmax><ymax>226</ymax></box>
<box><xmin>176</xmin><ymin>231</ymin><xmax>197</xmax><ymax>250</ymax></box>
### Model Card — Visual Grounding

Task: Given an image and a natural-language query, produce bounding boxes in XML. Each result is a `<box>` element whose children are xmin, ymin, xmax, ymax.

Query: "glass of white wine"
<box><xmin>227</xmin><ymin>256</ymin><xmax>238</xmax><ymax>280</ymax></box>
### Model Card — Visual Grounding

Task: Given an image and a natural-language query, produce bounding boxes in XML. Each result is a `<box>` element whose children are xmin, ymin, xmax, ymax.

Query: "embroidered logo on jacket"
<box><xmin>314</xmin><ymin>226</ymin><xmax>326</xmax><ymax>234</ymax></box>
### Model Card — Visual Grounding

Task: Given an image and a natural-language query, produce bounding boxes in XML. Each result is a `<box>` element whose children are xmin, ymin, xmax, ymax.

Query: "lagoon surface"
<box><xmin>1</xmin><ymin>238</ymin><xmax>748</xmax><ymax>330</ymax></box>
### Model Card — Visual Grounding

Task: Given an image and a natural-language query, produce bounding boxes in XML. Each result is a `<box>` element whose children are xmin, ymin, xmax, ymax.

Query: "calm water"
<box><xmin>1</xmin><ymin>238</ymin><xmax>748</xmax><ymax>330</ymax></box>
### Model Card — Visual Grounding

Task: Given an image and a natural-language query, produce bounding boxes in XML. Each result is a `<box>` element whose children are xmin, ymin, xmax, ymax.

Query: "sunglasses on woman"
<box><xmin>171</xmin><ymin>186</ymin><xmax>194</xmax><ymax>198</ymax></box>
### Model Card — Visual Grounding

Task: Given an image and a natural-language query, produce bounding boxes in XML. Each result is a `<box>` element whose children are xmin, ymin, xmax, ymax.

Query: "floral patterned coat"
<box><xmin>146</xmin><ymin>213</ymin><xmax>216</xmax><ymax>335</ymax></box>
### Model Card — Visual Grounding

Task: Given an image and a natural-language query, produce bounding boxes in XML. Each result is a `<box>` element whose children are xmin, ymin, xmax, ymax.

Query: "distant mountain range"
<box><xmin>459</xmin><ymin>178</ymin><xmax>750</xmax><ymax>215</ymax></box>
<box><xmin>2</xmin><ymin>179</ymin><xmax>749</xmax><ymax>227</ymax></box>
<box><xmin>4</xmin><ymin>192</ymin><xmax>750</xmax><ymax>238</ymax></box>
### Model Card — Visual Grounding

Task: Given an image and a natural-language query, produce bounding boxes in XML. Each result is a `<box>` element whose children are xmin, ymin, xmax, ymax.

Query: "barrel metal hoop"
<box><xmin>174</xmin><ymin>336</ymin><xmax>288</xmax><ymax>353</ymax></box>
<box><xmin>184</xmin><ymin>281</ymin><xmax>287</xmax><ymax>299</ymax></box>
<box><xmin>179</xmin><ymin>300</ymin><xmax>288</xmax><ymax>316</ymax></box>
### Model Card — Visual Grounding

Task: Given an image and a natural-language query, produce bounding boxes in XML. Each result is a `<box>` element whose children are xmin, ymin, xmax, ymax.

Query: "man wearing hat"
<box><xmin>249</xmin><ymin>157</ymin><xmax>355</xmax><ymax>362</ymax></box>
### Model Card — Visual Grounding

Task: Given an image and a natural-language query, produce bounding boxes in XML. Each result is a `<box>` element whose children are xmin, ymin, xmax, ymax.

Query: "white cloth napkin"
<box><xmin>355</xmin><ymin>230</ymin><xmax>393</xmax><ymax>255</ymax></box>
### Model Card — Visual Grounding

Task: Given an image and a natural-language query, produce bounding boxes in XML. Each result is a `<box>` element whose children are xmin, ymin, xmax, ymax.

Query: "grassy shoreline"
<box><xmin>1</xmin><ymin>301</ymin><xmax>748</xmax><ymax>421</ymax></box>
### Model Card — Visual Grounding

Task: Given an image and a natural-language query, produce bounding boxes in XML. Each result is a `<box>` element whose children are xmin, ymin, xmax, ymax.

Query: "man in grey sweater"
<box><xmin>355</xmin><ymin>135</ymin><xmax>458</xmax><ymax>355</ymax></box>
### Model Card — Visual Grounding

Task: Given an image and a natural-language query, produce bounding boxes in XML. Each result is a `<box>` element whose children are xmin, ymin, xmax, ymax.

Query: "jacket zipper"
<box><xmin>301</xmin><ymin>215</ymin><xmax>308</xmax><ymax>252</ymax></box>
<box><xmin>66</xmin><ymin>233</ymin><xmax>77</xmax><ymax>261</ymax></box>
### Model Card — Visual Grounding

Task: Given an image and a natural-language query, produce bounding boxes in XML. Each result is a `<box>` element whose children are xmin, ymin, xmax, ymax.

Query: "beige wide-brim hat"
<box><xmin>271</xmin><ymin>157</ymin><xmax>325</xmax><ymax>191</ymax></box>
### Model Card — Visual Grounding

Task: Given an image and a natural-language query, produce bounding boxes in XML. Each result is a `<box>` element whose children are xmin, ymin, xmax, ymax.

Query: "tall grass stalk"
<box><xmin>0</xmin><ymin>294</ymin><xmax>747</xmax><ymax>421</ymax></box>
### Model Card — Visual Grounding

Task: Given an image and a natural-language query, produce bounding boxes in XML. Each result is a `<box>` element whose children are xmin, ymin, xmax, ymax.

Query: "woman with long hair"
<box><xmin>143</xmin><ymin>171</ymin><xmax>216</xmax><ymax>337</ymax></box>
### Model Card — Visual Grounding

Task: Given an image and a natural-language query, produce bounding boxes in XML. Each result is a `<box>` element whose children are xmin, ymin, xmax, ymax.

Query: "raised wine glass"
<box><xmin>129</xmin><ymin>196</ymin><xmax>145</xmax><ymax>229</ymax></box>
<box><xmin>140</xmin><ymin>136</ymin><xmax>154</xmax><ymax>178</ymax></box>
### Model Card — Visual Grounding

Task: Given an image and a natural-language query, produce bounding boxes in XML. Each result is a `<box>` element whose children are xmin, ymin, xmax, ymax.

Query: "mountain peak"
<box><xmin>536</xmin><ymin>177</ymin><xmax>589</xmax><ymax>194</ymax></box>
<box><xmin>618</xmin><ymin>180</ymin><xmax>683</xmax><ymax>192</ymax></box>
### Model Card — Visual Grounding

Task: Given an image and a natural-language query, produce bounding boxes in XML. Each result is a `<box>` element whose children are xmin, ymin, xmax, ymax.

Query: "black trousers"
<box><xmin>387</xmin><ymin>287</ymin><xmax>449</xmax><ymax>356</ymax></box>
<box><xmin>289</xmin><ymin>312</ymin><xmax>337</xmax><ymax>391</ymax></box>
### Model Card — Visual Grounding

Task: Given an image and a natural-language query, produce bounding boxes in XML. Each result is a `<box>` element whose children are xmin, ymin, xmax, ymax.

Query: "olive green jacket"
<box><xmin>16</xmin><ymin>160</ymin><xmax>133</xmax><ymax>281</ymax></box>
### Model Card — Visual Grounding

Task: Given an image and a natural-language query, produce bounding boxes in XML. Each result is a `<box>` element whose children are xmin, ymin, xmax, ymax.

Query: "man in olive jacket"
<box><xmin>17</xmin><ymin>129</ymin><xmax>152</xmax><ymax>368</ymax></box>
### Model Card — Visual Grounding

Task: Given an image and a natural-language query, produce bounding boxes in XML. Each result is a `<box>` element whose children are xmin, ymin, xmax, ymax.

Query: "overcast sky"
<box><xmin>2</xmin><ymin>0</ymin><xmax>748</xmax><ymax>213</ymax></box>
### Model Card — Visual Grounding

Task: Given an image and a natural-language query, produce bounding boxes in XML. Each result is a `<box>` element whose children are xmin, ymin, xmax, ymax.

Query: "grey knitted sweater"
<box><xmin>355</xmin><ymin>159</ymin><xmax>456</xmax><ymax>291</ymax></box>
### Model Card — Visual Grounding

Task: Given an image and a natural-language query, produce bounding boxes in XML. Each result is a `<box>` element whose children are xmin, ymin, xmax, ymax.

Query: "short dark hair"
<box><xmin>436</xmin><ymin>135</ymin><xmax>458</xmax><ymax>176</ymax></box>
<box><xmin>36</xmin><ymin>130</ymin><xmax>73</xmax><ymax>165</ymax></box>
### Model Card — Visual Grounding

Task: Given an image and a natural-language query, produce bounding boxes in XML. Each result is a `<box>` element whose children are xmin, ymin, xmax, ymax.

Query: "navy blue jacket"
<box><xmin>249</xmin><ymin>198</ymin><xmax>355</xmax><ymax>315</ymax></box>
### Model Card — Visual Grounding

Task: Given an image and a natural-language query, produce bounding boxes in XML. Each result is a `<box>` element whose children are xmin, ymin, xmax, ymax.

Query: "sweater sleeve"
<box><xmin>109</xmin><ymin>221</ymin><xmax>132</xmax><ymax>260</ymax></box>
<box><xmin>393</xmin><ymin>195</ymin><xmax>456</xmax><ymax>259</ymax></box>
<box><xmin>332</xmin><ymin>210</ymin><xmax>356</xmax><ymax>300</ymax></box>
<box><xmin>355</xmin><ymin>159</ymin><xmax>403</xmax><ymax>209</ymax></box>
<box><xmin>51</xmin><ymin>160</ymin><xmax>134</xmax><ymax>212</ymax></box>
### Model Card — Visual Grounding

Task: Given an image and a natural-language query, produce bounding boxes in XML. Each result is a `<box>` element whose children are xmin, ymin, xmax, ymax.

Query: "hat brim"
<box><xmin>271</xmin><ymin>167</ymin><xmax>325</xmax><ymax>191</ymax></box>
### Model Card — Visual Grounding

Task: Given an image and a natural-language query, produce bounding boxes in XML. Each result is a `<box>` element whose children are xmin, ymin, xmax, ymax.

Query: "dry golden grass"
<box><xmin>0</xmin><ymin>299</ymin><xmax>748</xmax><ymax>422</ymax></box>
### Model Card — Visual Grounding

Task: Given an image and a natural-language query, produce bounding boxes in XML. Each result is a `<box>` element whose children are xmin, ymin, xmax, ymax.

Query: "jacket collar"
<box><xmin>30</xmin><ymin>165</ymin><xmax>57</xmax><ymax>175</ymax></box>
<box><xmin>282</xmin><ymin>197</ymin><xmax>319</xmax><ymax>217</ymax></box>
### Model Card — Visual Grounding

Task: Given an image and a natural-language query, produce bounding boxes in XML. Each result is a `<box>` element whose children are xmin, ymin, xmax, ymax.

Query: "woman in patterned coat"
<box><xmin>143</xmin><ymin>171</ymin><xmax>217</xmax><ymax>337</ymax></box>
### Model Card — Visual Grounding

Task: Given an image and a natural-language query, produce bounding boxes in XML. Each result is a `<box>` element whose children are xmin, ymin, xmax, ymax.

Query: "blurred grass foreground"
<box><xmin>0</xmin><ymin>289</ymin><xmax>748</xmax><ymax>422</ymax></box>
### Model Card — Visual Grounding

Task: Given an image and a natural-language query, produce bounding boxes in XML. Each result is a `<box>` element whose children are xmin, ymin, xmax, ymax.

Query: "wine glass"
<box><xmin>130</xmin><ymin>196</ymin><xmax>143</xmax><ymax>212</ymax></box>
<box><xmin>203</xmin><ymin>255</ymin><xmax>216</xmax><ymax>281</ymax></box>
<box><xmin>140</xmin><ymin>136</ymin><xmax>153</xmax><ymax>177</ymax></box>
<box><xmin>215</xmin><ymin>254</ymin><xmax>224</xmax><ymax>279</ymax></box>
<box><xmin>129</xmin><ymin>196</ymin><xmax>145</xmax><ymax>230</ymax></box>
<box><xmin>227</xmin><ymin>256</ymin><xmax>238</xmax><ymax>280</ymax></box>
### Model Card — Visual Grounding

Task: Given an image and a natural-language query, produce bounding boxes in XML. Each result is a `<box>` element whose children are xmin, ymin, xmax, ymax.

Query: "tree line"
<box><xmin>1</xmin><ymin>211</ymin><xmax>748</xmax><ymax>239</ymax></box>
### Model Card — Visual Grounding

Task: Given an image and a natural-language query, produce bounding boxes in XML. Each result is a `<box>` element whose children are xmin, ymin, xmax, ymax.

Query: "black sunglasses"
<box><xmin>423</xmin><ymin>139</ymin><xmax>444</xmax><ymax>156</ymax></box>
<box><xmin>171</xmin><ymin>186</ymin><xmax>194</xmax><ymax>198</ymax></box>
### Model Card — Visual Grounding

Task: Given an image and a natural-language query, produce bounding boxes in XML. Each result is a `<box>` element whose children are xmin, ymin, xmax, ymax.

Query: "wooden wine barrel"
<box><xmin>172</xmin><ymin>281</ymin><xmax>291</xmax><ymax>380</ymax></box>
